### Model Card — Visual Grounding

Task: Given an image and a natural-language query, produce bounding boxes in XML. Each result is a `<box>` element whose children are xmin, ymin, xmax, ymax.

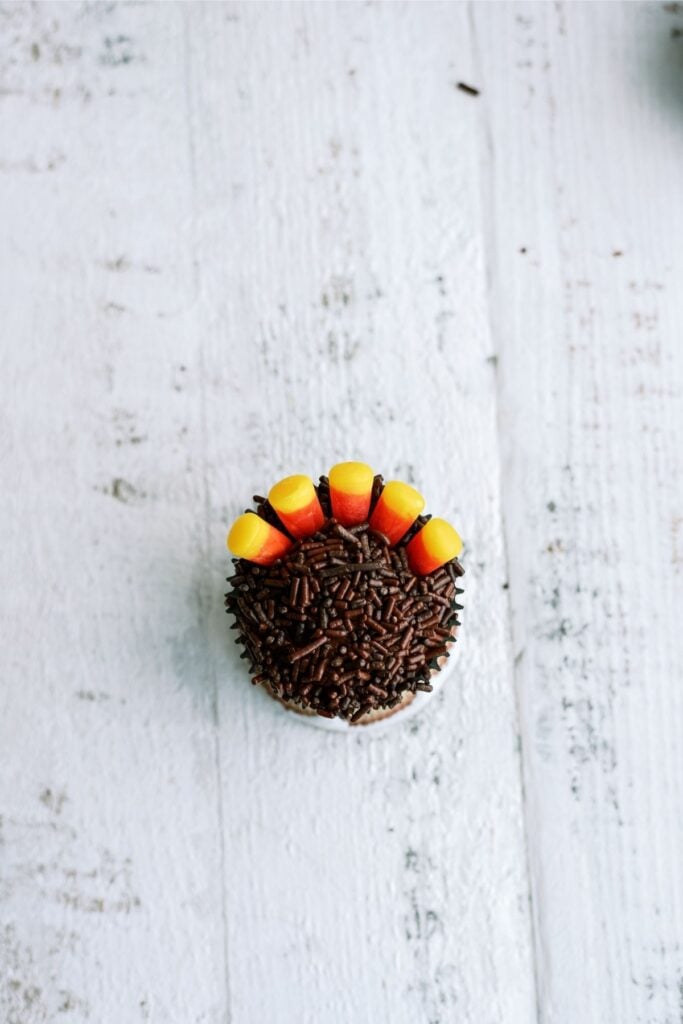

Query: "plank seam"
<box><xmin>183</xmin><ymin>10</ymin><xmax>232</xmax><ymax>1022</ymax></box>
<box><xmin>467</xmin><ymin>4</ymin><xmax>543</xmax><ymax>1022</ymax></box>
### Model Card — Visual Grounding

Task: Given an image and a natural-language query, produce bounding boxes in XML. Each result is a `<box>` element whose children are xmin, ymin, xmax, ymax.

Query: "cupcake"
<box><xmin>225</xmin><ymin>463</ymin><xmax>464</xmax><ymax>728</ymax></box>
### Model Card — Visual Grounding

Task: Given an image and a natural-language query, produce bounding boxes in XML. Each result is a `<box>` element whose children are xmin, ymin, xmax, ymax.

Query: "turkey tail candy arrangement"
<box><xmin>225</xmin><ymin>462</ymin><xmax>464</xmax><ymax>728</ymax></box>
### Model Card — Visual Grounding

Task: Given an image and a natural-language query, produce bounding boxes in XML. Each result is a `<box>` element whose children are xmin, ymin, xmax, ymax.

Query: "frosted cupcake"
<box><xmin>225</xmin><ymin>463</ymin><xmax>464</xmax><ymax>727</ymax></box>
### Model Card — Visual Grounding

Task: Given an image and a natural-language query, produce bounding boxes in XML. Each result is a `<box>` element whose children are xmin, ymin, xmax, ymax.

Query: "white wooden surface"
<box><xmin>0</xmin><ymin>3</ymin><xmax>681</xmax><ymax>1023</ymax></box>
<box><xmin>476</xmin><ymin>5</ymin><xmax>683</xmax><ymax>1022</ymax></box>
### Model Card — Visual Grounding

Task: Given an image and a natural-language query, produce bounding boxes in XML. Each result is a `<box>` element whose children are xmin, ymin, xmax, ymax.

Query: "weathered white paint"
<box><xmin>1</xmin><ymin>2</ymin><xmax>681</xmax><ymax>1023</ymax></box>
<box><xmin>0</xmin><ymin>5</ymin><xmax>228</xmax><ymax>1022</ymax></box>
<box><xmin>193</xmin><ymin>4</ymin><xmax>533</xmax><ymax>1022</ymax></box>
<box><xmin>475</xmin><ymin>3</ymin><xmax>683</xmax><ymax>1023</ymax></box>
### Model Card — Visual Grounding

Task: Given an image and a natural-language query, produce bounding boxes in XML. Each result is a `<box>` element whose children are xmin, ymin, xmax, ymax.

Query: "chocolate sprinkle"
<box><xmin>225</xmin><ymin>482</ymin><xmax>464</xmax><ymax>722</ymax></box>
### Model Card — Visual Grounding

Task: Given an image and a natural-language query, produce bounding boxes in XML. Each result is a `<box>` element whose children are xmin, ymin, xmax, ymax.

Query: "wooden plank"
<box><xmin>189</xmin><ymin>4</ymin><xmax>535</xmax><ymax>1022</ymax></box>
<box><xmin>474</xmin><ymin>3</ymin><xmax>683</xmax><ymax>1022</ymax></box>
<box><xmin>0</xmin><ymin>4</ymin><xmax>228</xmax><ymax>1021</ymax></box>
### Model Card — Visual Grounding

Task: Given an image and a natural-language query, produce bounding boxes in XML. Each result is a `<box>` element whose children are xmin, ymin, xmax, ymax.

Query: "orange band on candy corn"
<box><xmin>369</xmin><ymin>481</ymin><xmax>425</xmax><ymax>546</ymax></box>
<box><xmin>268</xmin><ymin>475</ymin><xmax>325</xmax><ymax>539</ymax></box>
<box><xmin>406</xmin><ymin>517</ymin><xmax>463</xmax><ymax>575</ymax></box>
<box><xmin>227</xmin><ymin>512</ymin><xmax>292</xmax><ymax>565</ymax></box>
<box><xmin>328</xmin><ymin>461</ymin><xmax>374</xmax><ymax>526</ymax></box>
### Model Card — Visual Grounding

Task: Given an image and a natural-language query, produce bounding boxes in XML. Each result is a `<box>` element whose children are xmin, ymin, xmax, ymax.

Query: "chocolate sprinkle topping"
<box><xmin>225</xmin><ymin>478</ymin><xmax>465</xmax><ymax>722</ymax></box>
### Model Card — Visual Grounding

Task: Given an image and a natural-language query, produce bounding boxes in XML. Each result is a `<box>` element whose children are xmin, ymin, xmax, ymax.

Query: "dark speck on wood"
<box><xmin>115</xmin><ymin>434</ymin><xmax>146</xmax><ymax>447</ymax></box>
<box><xmin>99</xmin><ymin>35</ymin><xmax>140</xmax><ymax>67</ymax></box>
<box><xmin>75</xmin><ymin>690</ymin><xmax>111</xmax><ymax>702</ymax></box>
<box><xmin>456</xmin><ymin>81</ymin><xmax>480</xmax><ymax>96</ymax></box>
<box><xmin>404</xmin><ymin>848</ymin><xmax>419</xmax><ymax>871</ymax></box>
<box><xmin>103</xmin><ymin>255</ymin><xmax>130</xmax><ymax>272</ymax></box>
<box><xmin>104</xmin><ymin>478</ymin><xmax>142</xmax><ymax>503</ymax></box>
<box><xmin>40</xmin><ymin>787</ymin><xmax>67</xmax><ymax>814</ymax></box>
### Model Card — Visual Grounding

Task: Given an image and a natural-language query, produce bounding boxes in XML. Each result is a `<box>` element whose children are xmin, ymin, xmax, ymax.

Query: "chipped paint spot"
<box><xmin>39</xmin><ymin>787</ymin><xmax>68</xmax><ymax>815</ymax></box>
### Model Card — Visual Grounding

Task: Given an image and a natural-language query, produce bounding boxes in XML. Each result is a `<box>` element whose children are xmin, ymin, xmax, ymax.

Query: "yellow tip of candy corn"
<box><xmin>268</xmin><ymin>473</ymin><xmax>325</xmax><ymax>538</ymax></box>
<box><xmin>421</xmin><ymin>517</ymin><xmax>463</xmax><ymax>562</ymax></box>
<box><xmin>227</xmin><ymin>512</ymin><xmax>292</xmax><ymax>564</ymax></box>
<box><xmin>328</xmin><ymin>461</ymin><xmax>374</xmax><ymax>495</ymax></box>
<box><xmin>227</xmin><ymin>513</ymin><xmax>272</xmax><ymax>559</ymax></box>
<box><xmin>369</xmin><ymin>480</ymin><xmax>426</xmax><ymax>545</ymax></box>
<box><xmin>380</xmin><ymin>480</ymin><xmax>425</xmax><ymax>519</ymax></box>
<box><xmin>268</xmin><ymin>474</ymin><xmax>315</xmax><ymax>514</ymax></box>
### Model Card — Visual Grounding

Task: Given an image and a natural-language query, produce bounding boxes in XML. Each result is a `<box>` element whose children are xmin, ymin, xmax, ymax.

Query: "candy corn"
<box><xmin>227</xmin><ymin>512</ymin><xmax>292</xmax><ymax>565</ymax></box>
<box><xmin>406</xmin><ymin>517</ymin><xmax>463</xmax><ymax>575</ymax></box>
<box><xmin>268</xmin><ymin>474</ymin><xmax>325</xmax><ymax>539</ymax></box>
<box><xmin>328</xmin><ymin>461</ymin><xmax>374</xmax><ymax>527</ymax></box>
<box><xmin>369</xmin><ymin>480</ymin><xmax>425</xmax><ymax>546</ymax></box>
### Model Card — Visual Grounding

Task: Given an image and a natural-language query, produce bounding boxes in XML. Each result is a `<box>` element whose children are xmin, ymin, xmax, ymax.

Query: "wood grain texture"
<box><xmin>0</xmin><ymin>3</ymin><xmax>534</xmax><ymax>1023</ymax></box>
<box><xmin>0</xmin><ymin>4</ymin><xmax>227</xmax><ymax>1022</ymax></box>
<box><xmin>474</xmin><ymin>3</ymin><xmax>683</xmax><ymax>1023</ymax></box>
<box><xmin>192</xmin><ymin>4</ymin><xmax>534</xmax><ymax>1022</ymax></box>
<box><xmin>5</xmin><ymin>2</ymin><xmax>682</xmax><ymax>1023</ymax></box>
